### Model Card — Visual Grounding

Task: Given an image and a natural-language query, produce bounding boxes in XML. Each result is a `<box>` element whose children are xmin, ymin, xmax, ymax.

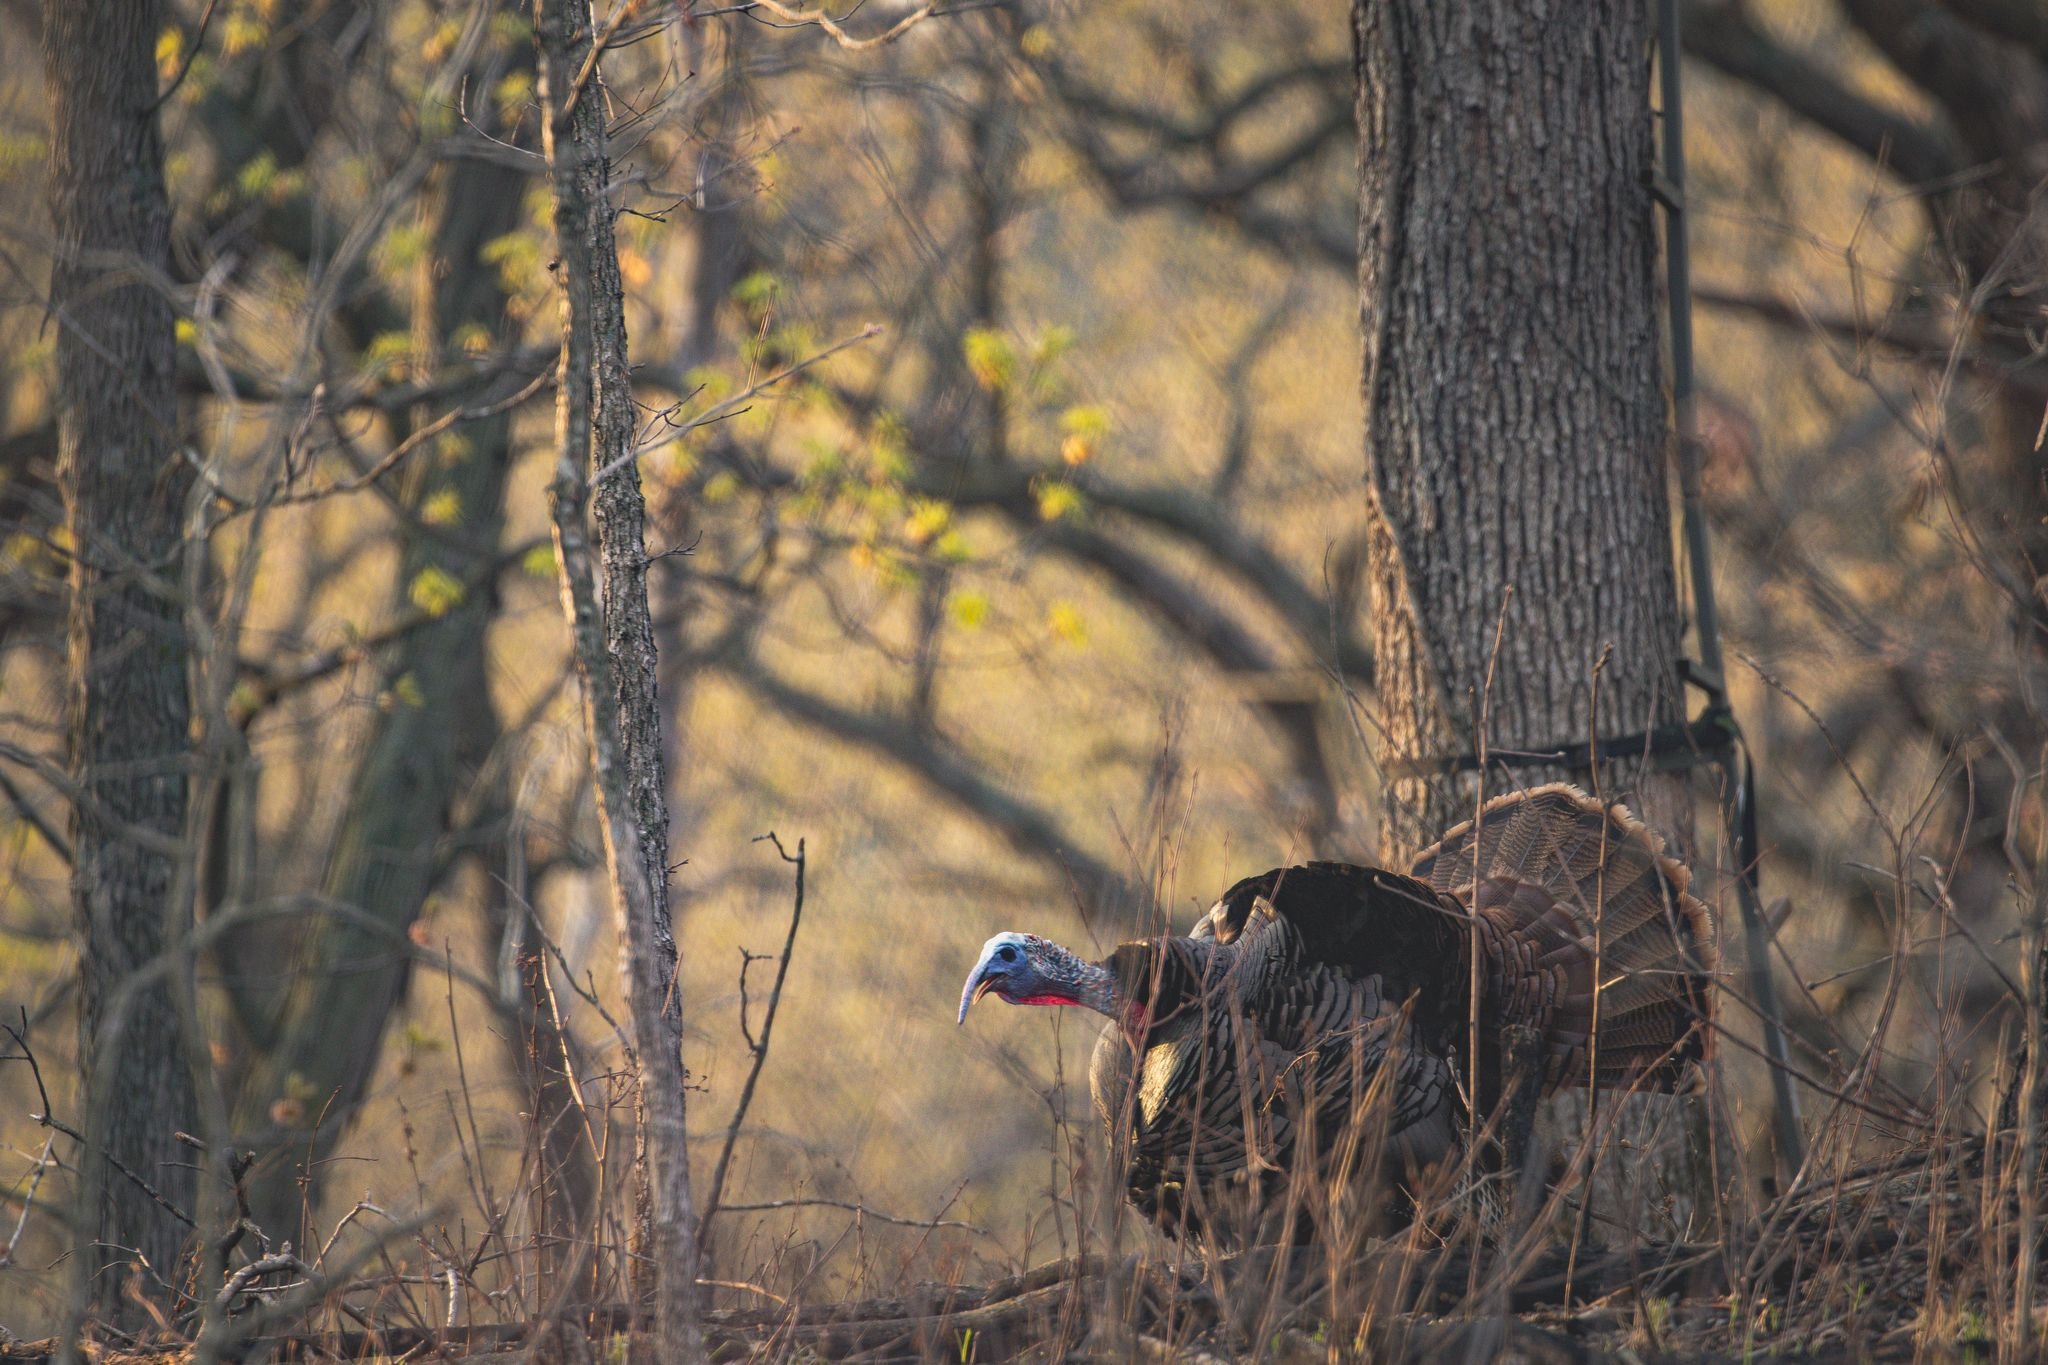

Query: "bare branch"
<box><xmin>713</xmin><ymin>1197</ymin><xmax>985</xmax><ymax>1232</ymax></box>
<box><xmin>1681</xmin><ymin>0</ymin><xmax>1964</xmax><ymax>187</ymax></box>
<box><xmin>724</xmin><ymin>651</ymin><xmax>1136</xmax><ymax>909</ymax></box>
<box><xmin>722</xmin><ymin>0</ymin><xmax>937</xmax><ymax>51</ymax></box>
<box><xmin>702</xmin><ymin>834</ymin><xmax>807</xmax><ymax>1226</ymax></box>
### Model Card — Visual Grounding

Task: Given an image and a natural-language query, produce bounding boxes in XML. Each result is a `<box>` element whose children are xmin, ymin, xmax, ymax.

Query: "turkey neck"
<box><xmin>1103</xmin><ymin>937</ymin><xmax>1232</xmax><ymax>1046</ymax></box>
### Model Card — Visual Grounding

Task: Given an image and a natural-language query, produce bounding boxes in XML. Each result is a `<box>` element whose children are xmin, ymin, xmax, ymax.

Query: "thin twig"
<box><xmin>703</xmin><ymin>833</ymin><xmax>808</xmax><ymax>1226</ymax></box>
<box><xmin>0</xmin><ymin>1134</ymin><xmax>56</xmax><ymax>1268</ymax></box>
<box><xmin>714</xmin><ymin>1198</ymin><xmax>983</xmax><ymax>1232</ymax></box>
<box><xmin>1</xmin><ymin>1014</ymin><xmax>196</xmax><ymax>1229</ymax></box>
<box><xmin>725</xmin><ymin>0</ymin><xmax>935</xmax><ymax>49</ymax></box>
<box><xmin>148</xmin><ymin>0</ymin><xmax>222</xmax><ymax>110</ymax></box>
<box><xmin>590</xmin><ymin>325</ymin><xmax>881</xmax><ymax>486</ymax></box>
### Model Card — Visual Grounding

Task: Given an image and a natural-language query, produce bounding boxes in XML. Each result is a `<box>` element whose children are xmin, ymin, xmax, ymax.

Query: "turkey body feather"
<box><xmin>958</xmin><ymin>784</ymin><xmax>1717</xmax><ymax>1244</ymax></box>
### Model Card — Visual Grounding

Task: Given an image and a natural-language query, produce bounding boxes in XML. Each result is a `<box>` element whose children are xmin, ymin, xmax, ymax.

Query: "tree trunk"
<box><xmin>536</xmin><ymin>0</ymin><xmax>702</xmax><ymax>1354</ymax></box>
<box><xmin>1356</xmin><ymin>0</ymin><xmax>1688</xmax><ymax>849</ymax></box>
<box><xmin>230</xmin><ymin>129</ymin><xmax>528</xmax><ymax>1242</ymax></box>
<box><xmin>43</xmin><ymin>0</ymin><xmax>199</xmax><ymax>1316</ymax></box>
<box><xmin>1352</xmin><ymin>0</ymin><xmax>1705</xmax><ymax>1236</ymax></box>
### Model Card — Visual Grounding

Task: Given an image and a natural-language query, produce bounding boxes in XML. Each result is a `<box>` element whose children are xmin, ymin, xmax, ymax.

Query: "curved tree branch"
<box><xmin>722</xmin><ymin>652</ymin><xmax>1139</xmax><ymax>913</ymax></box>
<box><xmin>1837</xmin><ymin>0</ymin><xmax>2048</xmax><ymax>165</ymax></box>
<box><xmin>1680</xmin><ymin>0</ymin><xmax>1963</xmax><ymax>187</ymax></box>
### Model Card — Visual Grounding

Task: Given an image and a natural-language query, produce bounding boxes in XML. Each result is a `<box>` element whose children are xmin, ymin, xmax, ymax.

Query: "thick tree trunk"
<box><xmin>231</xmin><ymin>135</ymin><xmax>527</xmax><ymax>1241</ymax></box>
<box><xmin>1355</xmin><ymin>0</ymin><xmax>1689</xmax><ymax>855</ymax></box>
<box><xmin>1352</xmin><ymin>0</ymin><xmax>1705</xmax><ymax>1236</ymax></box>
<box><xmin>537</xmin><ymin>0</ymin><xmax>702</xmax><ymax>1354</ymax></box>
<box><xmin>43</xmin><ymin>0</ymin><xmax>199</xmax><ymax>1314</ymax></box>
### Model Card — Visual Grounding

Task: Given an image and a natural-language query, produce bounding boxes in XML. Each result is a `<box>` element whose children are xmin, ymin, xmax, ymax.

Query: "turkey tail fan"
<box><xmin>1410</xmin><ymin>783</ymin><xmax>1718</xmax><ymax>1093</ymax></box>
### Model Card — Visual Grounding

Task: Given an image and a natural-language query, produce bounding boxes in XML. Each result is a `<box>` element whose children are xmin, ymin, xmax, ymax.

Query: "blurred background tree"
<box><xmin>0</xmin><ymin>0</ymin><xmax>2043</xmax><ymax>1336</ymax></box>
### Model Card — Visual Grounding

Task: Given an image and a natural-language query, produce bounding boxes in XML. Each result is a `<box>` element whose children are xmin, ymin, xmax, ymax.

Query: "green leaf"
<box><xmin>419</xmin><ymin>488</ymin><xmax>462</xmax><ymax>526</ymax></box>
<box><xmin>221</xmin><ymin>11</ymin><xmax>266</xmax><ymax>55</ymax></box>
<box><xmin>521</xmin><ymin>543</ymin><xmax>558</xmax><ymax>579</ymax></box>
<box><xmin>902</xmin><ymin>497</ymin><xmax>951</xmax><ymax>546</ymax></box>
<box><xmin>481</xmin><ymin>231</ymin><xmax>541</xmax><ymax>291</ymax></box>
<box><xmin>962</xmin><ymin>327</ymin><xmax>1014</xmax><ymax>391</ymax></box>
<box><xmin>0</xmin><ymin>133</ymin><xmax>47</xmax><ymax>179</ymax></box>
<box><xmin>1059</xmin><ymin>403</ymin><xmax>1111</xmax><ymax>439</ymax></box>
<box><xmin>236</xmin><ymin>149</ymin><xmax>279</xmax><ymax>199</ymax></box>
<box><xmin>932</xmin><ymin>528</ymin><xmax>973</xmax><ymax>564</ymax></box>
<box><xmin>1034</xmin><ymin>478</ymin><xmax>1083</xmax><ymax>522</ymax></box>
<box><xmin>1047</xmin><ymin>601</ymin><xmax>1087</xmax><ymax>646</ymax></box>
<box><xmin>950</xmin><ymin>590</ymin><xmax>989</xmax><ymax>629</ymax></box>
<box><xmin>407</xmin><ymin>565</ymin><xmax>466</xmax><ymax>618</ymax></box>
<box><xmin>382</xmin><ymin>222</ymin><xmax>432</xmax><ymax>271</ymax></box>
<box><xmin>364</xmin><ymin>331</ymin><xmax>412</xmax><ymax>374</ymax></box>
<box><xmin>732</xmin><ymin>270</ymin><xmax>782</xmax><ymax>309</ymax></box>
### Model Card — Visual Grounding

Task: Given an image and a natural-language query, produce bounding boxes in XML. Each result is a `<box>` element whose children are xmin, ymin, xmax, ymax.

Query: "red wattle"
<box><xmin>1014</xmin><ymin>992</ymin><xmax>1081</xmax><ymax>1007</ymax></box>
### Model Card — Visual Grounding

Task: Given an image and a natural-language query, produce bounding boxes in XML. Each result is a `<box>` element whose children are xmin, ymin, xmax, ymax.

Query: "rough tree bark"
<box><xmin>42</xmin><ymin>0</ymin><xmax>199</xmax><ymax>1314</ymax></box>
<box><xmin>1356</xmin><ymin>0</ymin><xmax>1689</xmax><ymax>849</ymax></box>
<box><xmin>536</xmin><ymin>0</ymin><xmax>702</xmax><ymax>1354</ymax></box>
<box><xmin>1352</xmin><ymin>0</ymin><xmax>1706</xmax><ymax>1234</ymax></box>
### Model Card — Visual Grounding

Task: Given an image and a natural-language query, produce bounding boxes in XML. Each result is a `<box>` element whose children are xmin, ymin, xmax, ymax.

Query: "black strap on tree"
<box><xmin>1658</xmin><ymin>0</ymin><xmax>1804</xmax><ymax>1178</ymax></box>
<box><xmin>1394</xmin><ymin>0</ymin><xmax>1807</xmax><ymax>1179</ymax></box>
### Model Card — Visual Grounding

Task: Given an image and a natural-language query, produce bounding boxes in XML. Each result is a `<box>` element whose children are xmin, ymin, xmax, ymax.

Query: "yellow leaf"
<box><xmin>391</xmin><ymin>673</ymin><xmax>426</xmax><ymax>708</ymax></box>
<box><xmin>221</xmin><ymin>12</ymin><xmax>266</xmax><ymax>55</ymax></box>
<box><xmin>407</xmin><ymin>566</ymin><xmax>466</xmax><ymax>618</ymax></box>
<box><xmin>1019</xmin><ymin>24</ymin><xmax>1053</xmax><ymax>58</ymax></box>
<box><xmin>1060</xmin><ymin>434</ymin><xmax>1092</xmax><ymax>467</ymax></box>
<box><xmin>420</xmin><ymin>488</ymin><xmax>462</xmax><ymax>526</ymax></box>
<box><xmin>493</xmin><ymin>70</ymin><xmax>535</xmax><ymax>118</ymax></box>
<box><xmin>1047</xmin><ymin>601</ymin><xmax>1087</xmax><ymax>646</ymax></box>
<box><xmin>963</xmin><ymin>327</ymin><xmax>1014</xmax><ymax>391</ymax></box>
<box><xmin>422</xmin><ymin>18</ymin><xmax>462</xmax><ymax>65</ymax></box>
<box><xmin>363</xmin><ymin>331</ymin><xmax>412</xmax><ymax>375</ymax></box>
<box><xmin>1035</xmin><ymin>479</ymin><xmax>1082</xmax><ymax>522</ymax></box>
<box><xmin>236</xmin><ymin>150</ymin><xmax>279</xmax><ymax>199</ymax></box>
<box><xmin>618</xmin><ymin>247</ymin><xmax>653</xmax><ymax>291</ymax></box>
<box><xmin>521</xmin><ymin>543</ymin><xmax>558</xmax><ymax>579</ymax></box>
<box><xmin>902</xmin><ymin>497</ymin><xmax>951</xmax><ymax>546</ymax></box>
<box><xmin>174</xmin><ymin>318</ymin><xmax>198</xmax><ymax>346</ymax></box>
<box><xmin>951</xmin><ymin>591</ymin><xmax>989</xmax><ymax>629</ymax></box>
<box><xmin>933</xmin><ymin>529</ymin><xmax>973</xmax><ymax>564</ymax></box>
<box><xmin>1059</xmin><ymin>403</ymin><xmax>1110</xmax><ymax>438</ymax></box>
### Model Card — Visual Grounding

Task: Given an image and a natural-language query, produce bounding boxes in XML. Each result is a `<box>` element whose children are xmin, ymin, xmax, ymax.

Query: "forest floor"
<box><xmin>0</xmin><ymin>1229</ymin><xmax>2008</xmax><ymax>1364</ymax></box>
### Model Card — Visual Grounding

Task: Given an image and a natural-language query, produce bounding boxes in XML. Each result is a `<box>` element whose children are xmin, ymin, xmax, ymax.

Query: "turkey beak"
<box><xmin>957</xmin><ymin>956</ymin><xmax>1007</xmax><ymax>1024</ymax></box>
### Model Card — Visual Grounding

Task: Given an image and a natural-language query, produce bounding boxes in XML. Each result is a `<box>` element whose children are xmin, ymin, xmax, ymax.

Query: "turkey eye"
<box><xmin>997</xmin><ymin>945</ymin><xmax>1018</xmax><ymax>963</ymax></box>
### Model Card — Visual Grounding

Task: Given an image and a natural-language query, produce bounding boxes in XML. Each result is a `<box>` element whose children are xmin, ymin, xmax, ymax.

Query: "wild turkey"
<box><xmin>956</xmin><ymin>784</ymin><xmax>1716</xmax><ymax>1243</ymax></box>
